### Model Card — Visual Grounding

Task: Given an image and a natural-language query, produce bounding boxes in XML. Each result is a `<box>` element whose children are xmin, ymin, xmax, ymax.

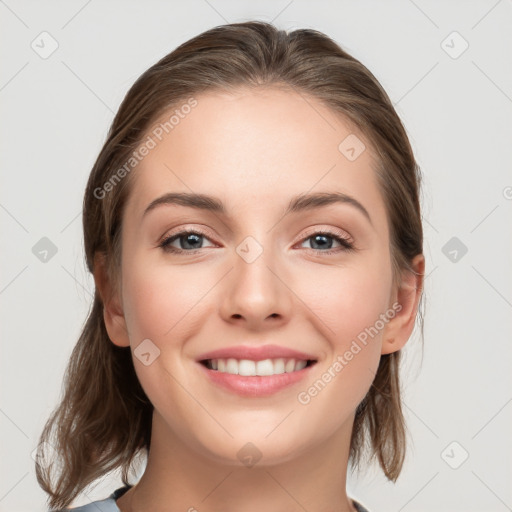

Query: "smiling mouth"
<box><xmin>200</xmin><ymin>358</ymin><xmax>317</xmax><ymax>376</ymax></box>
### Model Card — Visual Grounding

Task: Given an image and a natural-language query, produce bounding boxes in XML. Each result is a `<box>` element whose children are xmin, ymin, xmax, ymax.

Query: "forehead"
<box><xmin>124</xmin><ymin>86</ymin><xmax>387</xmax><ymax>225</ymax></box>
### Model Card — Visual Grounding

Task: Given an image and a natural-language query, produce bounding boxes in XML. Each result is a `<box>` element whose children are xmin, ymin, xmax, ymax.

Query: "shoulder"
<box><xmin>61</xmin><ymin>497</ymin><xmax>118</xmax><ymax>511</ymax></box>
<box><xmin>352</xmin><ymin>497</ymin><xmax>371</xmax><ymax>512</ymax></box>
<box><xmin>51</xmin><ymin>485</ymin><xmax>132</xmax><ymax>512</ymax></box>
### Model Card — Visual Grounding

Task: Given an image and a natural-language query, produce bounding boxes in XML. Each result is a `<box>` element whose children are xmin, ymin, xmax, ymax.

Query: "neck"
<box><xmin>117</xmin><ymin>411</ymin><xmax>358</xmax><ymax>512</ymax></box>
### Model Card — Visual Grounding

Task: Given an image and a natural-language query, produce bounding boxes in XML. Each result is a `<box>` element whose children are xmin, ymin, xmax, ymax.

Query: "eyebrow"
<box><xmin>142</xmin><ymin>191</ymin><xmax>372</xmax><ymax>225</ymax></box>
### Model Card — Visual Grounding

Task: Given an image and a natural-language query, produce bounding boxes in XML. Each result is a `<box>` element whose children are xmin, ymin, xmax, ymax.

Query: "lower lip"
<box><xmin>197</xmin><ymin>361</ymin><xmax>316</xmax><ymax>397</ymax></box>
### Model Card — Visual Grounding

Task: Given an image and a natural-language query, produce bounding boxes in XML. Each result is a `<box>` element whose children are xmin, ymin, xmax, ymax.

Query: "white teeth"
<box><xmin>238</xmin><ymin>359</ymin><xmax>256</xmax><ymax>376</ymax></box>
<box><xmin>226</xmin><ymin>358</ymin><xmax>238</xmax><ymax>374</ymax></box>
<box><xmin>206</xmin><ymin>358</ymin><xmax>311</xmax><ymax>376</ymax></box>
<box><xmin>270</xmin><ymin>358</ymin><xmax>285</xmax><ymax>375</ymax></box>
<box><xmin>285</xmin><ymin>359</ymin><xmax>296</xmax><ymax>373</ymax></box>
<box><xmin>295</xmin><ymin>360</ymin><xmax>307</xmax><ymax>371</ymax></box>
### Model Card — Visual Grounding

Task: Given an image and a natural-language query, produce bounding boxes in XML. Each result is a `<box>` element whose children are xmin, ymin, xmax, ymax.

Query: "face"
<box><xmin>111</xmin><ymin>86</ymin><xmax>402</xmax><ymax>466</ymax></box>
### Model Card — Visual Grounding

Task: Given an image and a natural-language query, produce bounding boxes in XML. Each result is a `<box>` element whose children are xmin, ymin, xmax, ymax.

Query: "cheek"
<box><xmin>121</xmin><ymin>255</ymin><xmax>208</xmax><ymax>343</ymax></box>
<box><xmin>119</xmin><ymin>257</ymin><xmax>211</xmax><ymax>417</ymax></box>
<box><xmin>296</xmin><ymin>256</ymin><xmax>392</xmax><ymax>397</ymax></box>
<box><xmin>299</xmin><ymin>258</ymin><xmax>392</xmax><ymax>343</ymax></box>
<box><xmin>294</xmin><ymin>269</ymin><xmax>390</xmax><ymax>432</ymax></box>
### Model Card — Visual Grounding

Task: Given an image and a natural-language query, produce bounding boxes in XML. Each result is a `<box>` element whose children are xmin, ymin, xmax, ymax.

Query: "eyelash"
<box><xmin>158</xmin><ymin>228</ymin><xmax>355</xmax><ymax>256</ymax></box>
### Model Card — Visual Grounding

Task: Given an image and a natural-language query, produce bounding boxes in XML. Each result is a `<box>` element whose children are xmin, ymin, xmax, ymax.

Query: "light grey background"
<box><xmin>1</xmin><ymin>1</ymin><xmax>511</xmax><ymax>511</ymax></box>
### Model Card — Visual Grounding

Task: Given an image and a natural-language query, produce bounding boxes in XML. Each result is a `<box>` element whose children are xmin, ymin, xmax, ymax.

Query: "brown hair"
<box><xmin>36</xmin><ymin>21</ymin><xmax>424</xmax><ymax>510</ymax></box>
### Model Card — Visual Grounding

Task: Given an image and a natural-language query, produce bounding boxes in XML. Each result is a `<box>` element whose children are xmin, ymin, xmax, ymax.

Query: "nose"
<box><xmin>219</xmin><ymin>238</ymin><xmax>293</xmax><ymax>330</ymax></box>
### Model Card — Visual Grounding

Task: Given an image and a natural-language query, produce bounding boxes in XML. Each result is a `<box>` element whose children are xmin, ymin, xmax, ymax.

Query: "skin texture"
<box><xmin>95</xmin><ymin>86</ymin><xmax>424</xmax><ymax>512</ymax></box>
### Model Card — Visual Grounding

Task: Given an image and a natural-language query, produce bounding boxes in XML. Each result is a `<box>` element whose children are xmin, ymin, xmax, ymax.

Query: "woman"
<box><xmin>36</xmin><ymin>21</ymin><xmax>425</xmax><ymax>512</ymax></box>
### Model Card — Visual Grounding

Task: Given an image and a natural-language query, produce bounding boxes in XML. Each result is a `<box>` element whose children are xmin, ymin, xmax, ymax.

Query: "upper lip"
<box><xmin>197</xmin><ymin>344</ymin><xmax>318</xmax><ymax>362</ymax></box>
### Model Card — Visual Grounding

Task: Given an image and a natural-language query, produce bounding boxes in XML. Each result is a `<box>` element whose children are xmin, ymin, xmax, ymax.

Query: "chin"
<box><xmin>194</xmin><ymin>431</ymin><xmax>309</xmax><ymax>469</ymax></box>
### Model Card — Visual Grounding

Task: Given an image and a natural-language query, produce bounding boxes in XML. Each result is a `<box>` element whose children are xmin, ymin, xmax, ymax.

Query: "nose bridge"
<box><xmin>234</xmin><ymin>232</ymin><xmax>280</xmax><ymax>296</ymax></box>
<box><xmin>220</xmin><ymin>230</ymin><xmax>292</xmax><ymax>325</ymax></box>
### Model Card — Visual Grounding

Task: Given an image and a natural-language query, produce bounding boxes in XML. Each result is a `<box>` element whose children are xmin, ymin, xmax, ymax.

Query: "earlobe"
<box><xmin>381</xmin><ymin>254</ymin><xmax>425</xmax><ymax>355</ymax></box>
<box><xmin>93</xmin><ymin>252</ymin><xmax>131</xmax><ymax>348</ymax></box>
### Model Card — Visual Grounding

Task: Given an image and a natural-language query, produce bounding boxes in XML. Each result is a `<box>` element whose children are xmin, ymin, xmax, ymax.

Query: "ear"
<box><xmin>93</xmin><ymin>252</ymin><xmax>130</xmax><ymax>348</ymax></box>
<box><xmin>381</xmin><ymin>254</ymin><xmax>425</xmax><ymax>355</ymax></box>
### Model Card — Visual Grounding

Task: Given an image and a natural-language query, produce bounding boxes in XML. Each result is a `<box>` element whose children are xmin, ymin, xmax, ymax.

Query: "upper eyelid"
<box><xmin>299</xmin><ymin>225</ymin><xmax>352</xmax><ymax>242</ymax></box>
<box><xmin>161</xmin><ymin>226</ymin><xmax>216</xmax><ymax>242</ymax></box>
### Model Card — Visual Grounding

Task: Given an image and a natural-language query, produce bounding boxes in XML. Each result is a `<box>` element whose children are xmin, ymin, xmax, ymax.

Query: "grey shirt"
<box><xmin>58</xmin><ymin>485</ymin><xmax>371</xmax><ymax>512</ymax></box>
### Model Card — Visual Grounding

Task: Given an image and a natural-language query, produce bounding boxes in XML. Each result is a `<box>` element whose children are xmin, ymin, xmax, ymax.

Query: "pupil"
<box><xmin>183</xmin><ymin>233</ymin><xmax>202</xmax><ymax>249</ymax></box>
<box><xmin>312</xmin><ymin>234</ymin><xmax>332</xmax><ymax>250</ymax></box>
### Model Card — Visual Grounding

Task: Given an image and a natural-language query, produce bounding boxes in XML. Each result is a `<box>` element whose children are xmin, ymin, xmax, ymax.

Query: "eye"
<box><xmin>159</xmin><ymin>229</ymin><xmax>216</xmax><ymax>254</ymax></box>
<box><xmin>298</xmin><ymin>229</ymin><xmax>354</xmax><ymax>255</ymax></box>
<box><xmin>158</xmin><ymin>227</ymin><xmax>355</xmax><ymax>256</ymax></box>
